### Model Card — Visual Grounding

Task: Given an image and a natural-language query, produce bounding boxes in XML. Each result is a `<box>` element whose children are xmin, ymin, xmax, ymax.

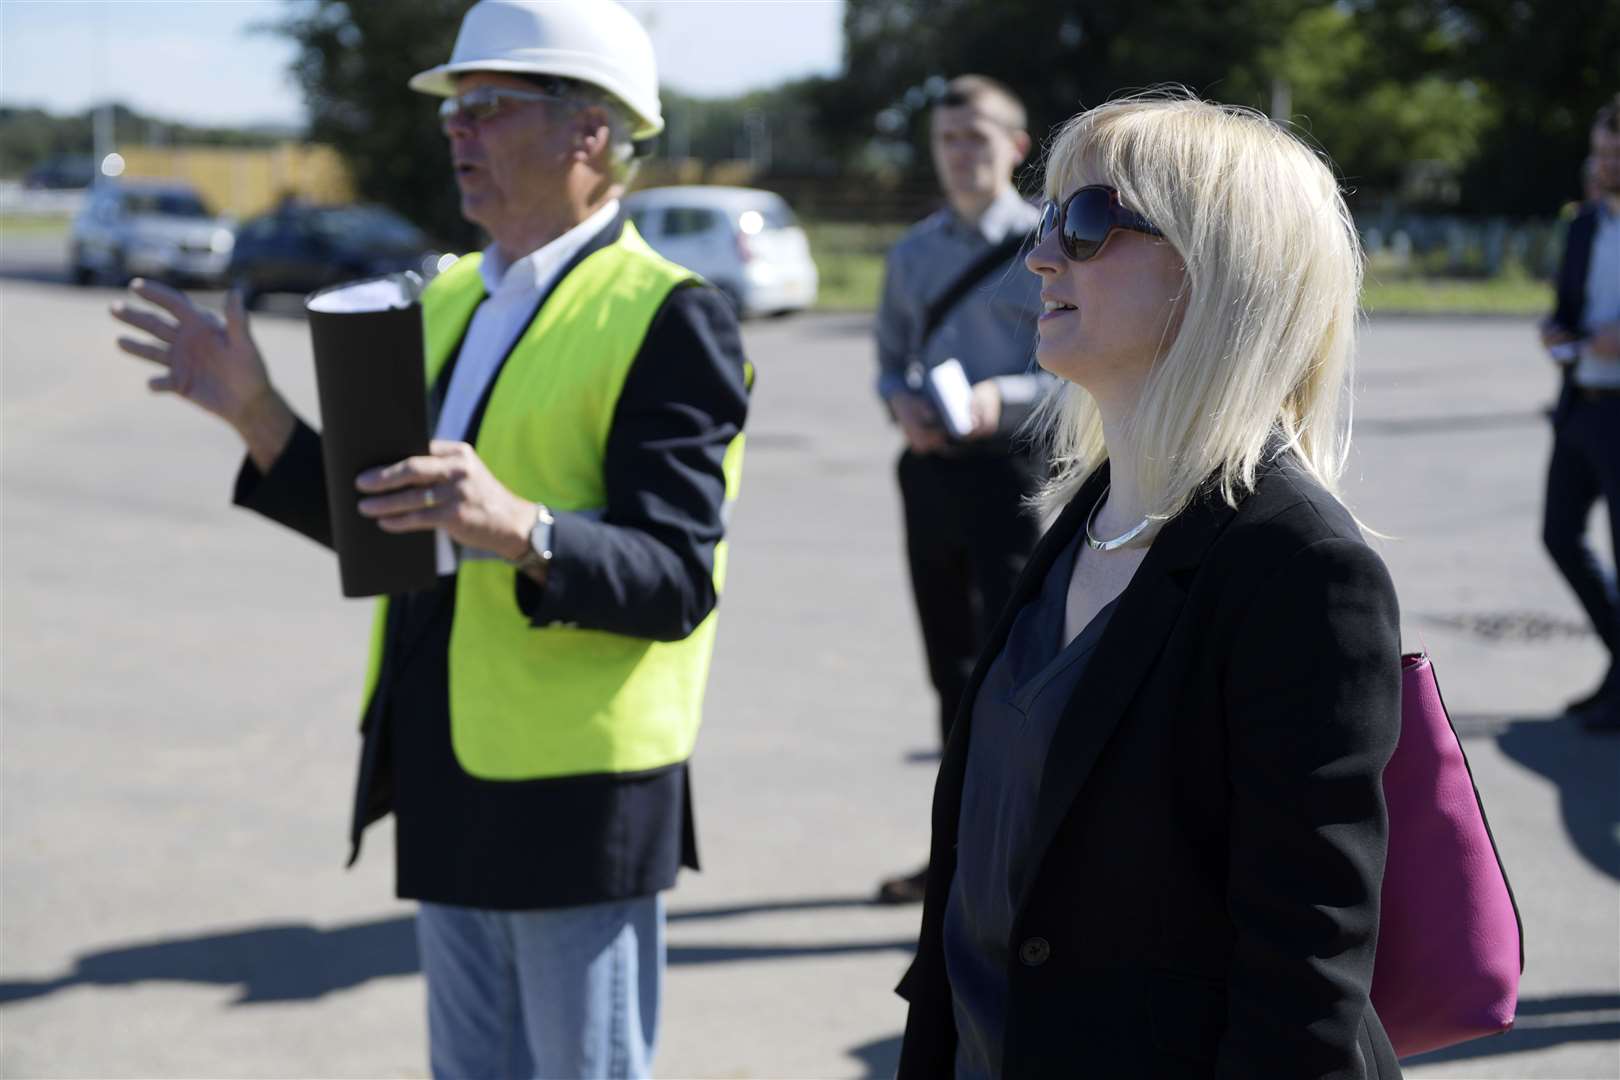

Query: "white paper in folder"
<box><xmin>306</xmin><ymin>273</ymin><xmax>422</xmax><ymax>314</ymax></box>
<box><xmin>926</xmin><ymin>358</ymin><xmax>975</xmax><ymax>438</ymax></box>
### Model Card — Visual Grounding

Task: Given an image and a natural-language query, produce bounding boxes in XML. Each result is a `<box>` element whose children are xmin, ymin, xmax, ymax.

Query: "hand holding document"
<box><xmin>925</xmin><ymin>358</ymin><xmax>976</xmax><ymax>439</ymax></box>
<box><xmin>306</xmin><ymin>273</ymin><xmax>437</xmax><ymax>598</ymax></box>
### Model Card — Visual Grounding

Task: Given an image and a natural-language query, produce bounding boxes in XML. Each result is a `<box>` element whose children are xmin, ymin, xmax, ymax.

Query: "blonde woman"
<box><xmin>895</xmin><ymin>92</ymin><xmax>1404</xmax><ymax>1079</ymax></box>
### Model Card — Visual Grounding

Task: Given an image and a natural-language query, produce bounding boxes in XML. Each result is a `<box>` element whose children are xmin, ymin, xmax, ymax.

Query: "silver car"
<box><xmin>69</xmin><ymin>181</ymin><xmax>235</xmax><ymax>287</ymax></box>
<box><xmin>625</xmin><ymin>186</ymin><xmax>818</xmax><ymax>318</ymax></box>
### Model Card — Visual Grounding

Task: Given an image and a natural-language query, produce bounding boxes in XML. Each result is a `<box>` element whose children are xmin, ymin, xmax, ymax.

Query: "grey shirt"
<box><xmin>875</xmin><ymin>187</ymin><xmax>1050</xmax><ymax>435</ymax></box>
<box><xmin>944</xmin><ymin>528</ymin><xmax>1119</xmax><ymax>1079</ymax></box>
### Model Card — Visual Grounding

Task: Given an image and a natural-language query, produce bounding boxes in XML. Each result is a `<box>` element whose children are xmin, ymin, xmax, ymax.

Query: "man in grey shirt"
<box><xmin>875</xmin><ymin>75</ymin><xmax>1050</xmax><ymax>903</ymax></box>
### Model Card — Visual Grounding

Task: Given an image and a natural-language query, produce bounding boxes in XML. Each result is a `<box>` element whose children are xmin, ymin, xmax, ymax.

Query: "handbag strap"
<box><xmin>915</xmin><ymin>232</ymin><xmax>1029</xmax><ymax>352</ymax></box>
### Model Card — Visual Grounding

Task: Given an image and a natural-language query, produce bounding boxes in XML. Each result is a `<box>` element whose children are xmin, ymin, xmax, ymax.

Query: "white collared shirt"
<box><xmin>430</xmin><ymin>198</ymin><xmax>621</xmax><ymax>573</ymax></box>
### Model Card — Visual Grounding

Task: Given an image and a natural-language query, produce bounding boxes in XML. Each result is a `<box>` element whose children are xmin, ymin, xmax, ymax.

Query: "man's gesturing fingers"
<box><xmin>128</xmin><ymin>277</ymin><xmax>209</xmax><ymax>325</ymax></box>
<box><xmin>110</xmin><ymin>302</ymin><xmax>180</xmax><ymax>346</ymax></box>
<box><xmin>116</xmin><ymin>336</ymin><xmax>172</xmax><ymax>367</ymax></box>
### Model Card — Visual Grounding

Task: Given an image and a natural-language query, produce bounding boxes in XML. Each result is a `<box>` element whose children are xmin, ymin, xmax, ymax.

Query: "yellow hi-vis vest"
<box><xmin>361</xmin><ymin>224</ymin><xmax>745</xmax><ymax>782</ymax></box>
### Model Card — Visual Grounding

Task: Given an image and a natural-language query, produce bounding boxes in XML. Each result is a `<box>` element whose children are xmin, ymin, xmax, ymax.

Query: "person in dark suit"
<box><xmin>1539</xmin><ymin>93</ymin><xmax>1620</xmax><ymax>732</ymax></box>
<box><xmin>895</xmin><ymin>92</ymin><xmax>1404</xmax><ymax>1079</ymax></box>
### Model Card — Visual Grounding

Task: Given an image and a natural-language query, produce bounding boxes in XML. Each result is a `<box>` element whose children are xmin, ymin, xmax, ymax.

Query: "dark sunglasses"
<box><xmin>438</xmin><ymin>83</ymin><xmax>568</xmax><ymax>132</ymax></box>
<box><xmin>1037</xmin><ymin>185</ymin><xmax>1163</xmax><ymax>262</ymax></box>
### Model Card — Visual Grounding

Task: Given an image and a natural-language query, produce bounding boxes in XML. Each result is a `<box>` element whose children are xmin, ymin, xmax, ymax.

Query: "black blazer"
<box><xmin>1549</xmin><ymin>203</ymin><xmax>1600</xmax><ymax>427</ymax></box>
<box><xmin>896</xmin><ymin>456</ymin><xmax>1404</xmax><ymax>1079</ymax></box>
<box><xmin>234</xmin><ymin>214</ymin><xmax>751</xmax><ymax>910</ymax></box>
<box><xmin>1551</xmin><ymin>202</ymin><xmax>1599</xmax><ymax>338</ymax></box>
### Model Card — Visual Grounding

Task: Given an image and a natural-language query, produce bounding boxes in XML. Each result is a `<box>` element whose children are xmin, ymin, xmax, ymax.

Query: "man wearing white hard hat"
<box><xmin>111</xmin><ymin>2</ymin><xmax>750</xmax><ymax>1075</ymax></box>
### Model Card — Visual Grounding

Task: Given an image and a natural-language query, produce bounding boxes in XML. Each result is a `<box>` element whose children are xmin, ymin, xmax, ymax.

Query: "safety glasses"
<box><xmin>438</xmin><ymin>84</ymin><xmax>567</xmax><ymax>132</ymax></box>
<box><xmin>1037</xmin><ymin>185</ymin><xmax>1163</xmax><ymax>262</ymax></box>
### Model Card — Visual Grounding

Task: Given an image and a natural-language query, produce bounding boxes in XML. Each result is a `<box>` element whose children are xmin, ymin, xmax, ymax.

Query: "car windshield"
<box><xmin>124</xmin><ymin>190</ymin><xmax>212</xmax><ymax>218</ymax></box>
<box><xmin>311</xmin><ymin>207</ymin><xmax>425</xmax><ymax>249</ymax></box>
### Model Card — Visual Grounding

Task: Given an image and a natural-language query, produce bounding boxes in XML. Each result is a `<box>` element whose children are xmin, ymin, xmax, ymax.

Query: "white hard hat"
<box><xmin>409</xmin><ymin>0</ymin><xmax>663</xmax><ymax>140</ymax></box>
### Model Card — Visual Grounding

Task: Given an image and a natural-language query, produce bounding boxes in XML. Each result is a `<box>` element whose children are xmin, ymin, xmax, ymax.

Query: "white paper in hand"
<box><xmin>927</xmin><ymin>358</ymin><xmax>975</xmax><ymax>438</ymax></box>
<box><xmin>306</xmin><ymin>272</ymin><xmax>424</xmax><ymax>314</ymax></box>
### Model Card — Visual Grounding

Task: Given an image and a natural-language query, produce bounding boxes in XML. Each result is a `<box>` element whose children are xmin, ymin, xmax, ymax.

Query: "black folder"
<box><xmin>306</xmin><ymin>274</ymin><xmax>438</xmax><ymax>598</ymax></box>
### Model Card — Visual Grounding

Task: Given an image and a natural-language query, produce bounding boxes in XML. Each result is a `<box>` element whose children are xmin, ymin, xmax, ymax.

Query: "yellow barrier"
<box><xmin>115</xmin><ymin>144</ymin><xmax>354</xmax><ymax>217</ymax></box>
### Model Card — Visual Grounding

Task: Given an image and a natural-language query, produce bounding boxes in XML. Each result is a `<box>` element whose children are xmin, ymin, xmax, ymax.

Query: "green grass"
<box><xmin>0</xmin><ymin>214</ymin><xmax>71</xmax><ymax>236</ymax></box>
<box><xmin>803</xmin><ymin>221</ymin><xmax>1554</xmax><ymax>316</ymax></box>
<box><xmin>1360</xmin><ymin>276</ymin><xmax>1551</xmax><ymax>316</ymax></box>
<box><xmin>804</xmin><ymin>221</ymin><xmax>902</xmax><ymax>312</ymax></box>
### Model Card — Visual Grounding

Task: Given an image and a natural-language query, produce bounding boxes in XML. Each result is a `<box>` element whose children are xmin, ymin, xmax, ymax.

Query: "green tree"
<box><xmin>825</xmin><ymin>0</ymin><xmax>1319</xmax><ymax>183</ymax></box>
<box><xmin>1351</xmin><ymin>0</ymin><xmax>1620</xmax><ymax>214</ymax></box>
<box><xmin>272</xmin><ymin>0</ymin><xmax>471</xmax><ymax>247</ymax></box>
<box><xmin>821</xmin><ymin>0</ymin><xmax>1604</xmax><ymax>214</ymax></box>
<box><xmin>1248</xmin><ymin>6</ymin><xmax>1493</xmax><ymax>206</ymax></box>
<box><xmin>660</xmin><ymin>77</ymin><xmax>838</xmax><ymax>173</ymax></box>
<box><xmin>0</xmin><ymin>103</ymin><xmax>284</xmax><ymax>180</ymax></box>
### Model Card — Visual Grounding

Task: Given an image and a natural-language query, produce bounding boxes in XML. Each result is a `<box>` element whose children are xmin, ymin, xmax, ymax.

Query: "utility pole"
<box><xmin>1270</xmin><ymin>78</ymin><xmax>1292</xmax><ymax>123</ymax></box>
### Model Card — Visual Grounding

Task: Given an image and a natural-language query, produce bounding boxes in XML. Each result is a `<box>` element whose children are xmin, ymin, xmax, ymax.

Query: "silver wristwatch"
<box><xmin>511</xmin><ymin>503</ymin><xmax>555</xmax><ymax>576</ymax></box>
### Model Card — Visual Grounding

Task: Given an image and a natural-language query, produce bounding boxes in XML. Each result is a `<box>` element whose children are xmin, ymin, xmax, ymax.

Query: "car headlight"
<box><xmin>210</xmin><ymin>228</ymin><xmax>234</xmax><ymax>253</ymax></box>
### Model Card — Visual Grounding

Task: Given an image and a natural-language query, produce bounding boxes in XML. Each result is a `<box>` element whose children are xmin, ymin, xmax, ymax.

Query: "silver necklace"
<box><xmin>1084</xmin><ymin>483</ymin><xmax>1152</xmax><ymax>551</ymax></box>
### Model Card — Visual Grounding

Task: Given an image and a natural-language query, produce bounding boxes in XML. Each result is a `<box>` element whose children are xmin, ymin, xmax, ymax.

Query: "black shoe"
<box><xmin>876</xmin><ymin>864</ymin><xmax>930</xmax><ymax>905</ymax></box>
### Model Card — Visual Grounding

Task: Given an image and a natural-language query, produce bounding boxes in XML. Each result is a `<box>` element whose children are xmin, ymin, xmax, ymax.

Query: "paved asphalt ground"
<box><xmin>2</xmin><ymin>234</ymin><xmax>1617</xmax><ymax>1077</ymax></box>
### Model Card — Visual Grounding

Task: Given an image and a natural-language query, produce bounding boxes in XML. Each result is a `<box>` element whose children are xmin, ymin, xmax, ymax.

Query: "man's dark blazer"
<box><xmin>895</xmin><ymin>454</ymin><xmax>1404</xmax><ymax>1079</ymax></box>
<box><xmin>234</xmin><ymin>212</ymin><xmax>751</xmax><ymax>910</ymax></box>
<box><xmin>1549</xmin><ymin>203</ymin><xmax>1601</xmax><ymax>427</ymax></box>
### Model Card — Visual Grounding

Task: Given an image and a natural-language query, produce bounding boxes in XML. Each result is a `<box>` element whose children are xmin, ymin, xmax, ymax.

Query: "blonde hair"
<box><xmin>1028</xmin><ymin>89</ymin><xmax>1363</xmax><ymax>521</ymax></box>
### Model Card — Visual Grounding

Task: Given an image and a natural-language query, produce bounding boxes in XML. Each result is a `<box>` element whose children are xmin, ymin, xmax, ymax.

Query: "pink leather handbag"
<box><xmin>1370</xmin><ymin>653</ymin><xmax>1523</xmax><ymax>1058</ymax></box>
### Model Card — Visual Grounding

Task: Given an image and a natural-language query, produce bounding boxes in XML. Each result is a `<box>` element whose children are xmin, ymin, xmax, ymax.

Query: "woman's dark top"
<box><xmin>895</xmin><ymin>459</ymin><xmax>1405</xmax><ymax>1080</ymax></box>
<box><xmin>944</xmin><ymin>529</ymin><xmax>1119</xmax><ymax>1079</ymax></box>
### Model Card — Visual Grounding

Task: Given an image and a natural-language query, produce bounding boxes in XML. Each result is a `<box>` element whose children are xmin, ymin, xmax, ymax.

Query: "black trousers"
<box><xmin>898</xmin><ymin>447</ymin><xmax>1044</xmax><ymax>744</ymax></box>
<box><xmin>1543</xmin><ymin>391</ymin><xmax>1620</xmax><ymax>689</ymax></box>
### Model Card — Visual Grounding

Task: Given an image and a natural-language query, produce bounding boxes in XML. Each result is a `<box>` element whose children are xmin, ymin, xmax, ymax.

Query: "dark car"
<box><xmin>228</xmin><ymin>203</ymin><xmax>442</xmax><ymax>307</ymax></box>
<box><xmin>25</xmin><ymin>155</ymin><xmax>95</xmax><ymax>190</ymax></box>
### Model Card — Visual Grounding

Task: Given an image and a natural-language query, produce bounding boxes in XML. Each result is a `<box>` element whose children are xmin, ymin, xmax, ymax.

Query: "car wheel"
<box><xmin>69</xmin><ymin>246</ymin><xmax>93</xmax><ymax>287</ymax></box>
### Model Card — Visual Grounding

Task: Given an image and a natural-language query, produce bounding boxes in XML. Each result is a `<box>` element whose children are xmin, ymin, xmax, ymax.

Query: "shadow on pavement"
<box><xmin>0</xmin><ymin>916</ymin><xmax>418</xmax><ymax>1006</ymax></box>
<box><xmin>668</xmin><ymin>895</ymin><xmax>884</xmax><ymax>922</ymax></box>
<box><xmin>0</xmin><ymin>263</ymin><xmax>71</xmax><ymax>286</ymax></box>
<box><xmin>0</xmin><ymin>894</ymin><xmax>916</xmax><ymax>1007</ymax></box>
<box><xmin>849</xmin><ymin>1032</ymin><xmax>903</xmax><ymax>1078</ymax></box>
<box><xmin>1402</xmin><ymin>993</ymin><xmax>1620</xmax><ymax>1065</ymax></box>
<box><xmin>1476</xmin><ymin>713</ymin><xmax>1620</xmax><ymax>883</ymax></box>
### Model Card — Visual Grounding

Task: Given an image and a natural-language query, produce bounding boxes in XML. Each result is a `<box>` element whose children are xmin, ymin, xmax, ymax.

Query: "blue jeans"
<box><xmin>415</xmin><ymin>895</ymin><xmax>663</xmax><ymax>1080</ymax></box>
<box><xmin>1543</xmin><ymin>392</ymin><xmax>1620</xmax><ymax>691</ymax></box>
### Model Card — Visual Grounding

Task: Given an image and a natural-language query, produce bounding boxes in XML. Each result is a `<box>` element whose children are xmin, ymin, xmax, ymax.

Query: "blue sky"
<box><xmin>0</xmin><ymin>1</ymin><xmax>846</xmax><ymax>127</ymax></box>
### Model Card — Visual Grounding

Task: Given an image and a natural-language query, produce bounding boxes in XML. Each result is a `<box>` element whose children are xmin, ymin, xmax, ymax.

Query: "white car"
<box><xmin>625</xmin><ymin>186</ymin><xmax>818</xmax><ymax>318</ymax></box>
<box><xmin>69</xmin><ymin>181</ymin><xmax>235</xmax><ymax>287</ymax></box>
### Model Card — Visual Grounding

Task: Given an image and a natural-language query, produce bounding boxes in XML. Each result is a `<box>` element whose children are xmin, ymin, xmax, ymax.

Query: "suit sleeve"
<box><xmin>874</xmin><ymin>243</ymin><xmax>916</xmax><ymax>404</ymax></box>
<box><xmin>1217</xmin><ymin>537</ymin><xmax>1401</xmax><ymax>1079</ymax></box>
<box><xmin>232</xmin><ymin>416</ymin><xmax>333</xmax><ymax>549</ymax></box>
<box><xmin>516</xmin><ymin>284</ymin><xmax>750</xmax><ymax>641</ymax></box>
<box><xmin>1550</xmin><ymin>208</ymin><xmax>1593</xmax><ymax>335</ymax></box>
